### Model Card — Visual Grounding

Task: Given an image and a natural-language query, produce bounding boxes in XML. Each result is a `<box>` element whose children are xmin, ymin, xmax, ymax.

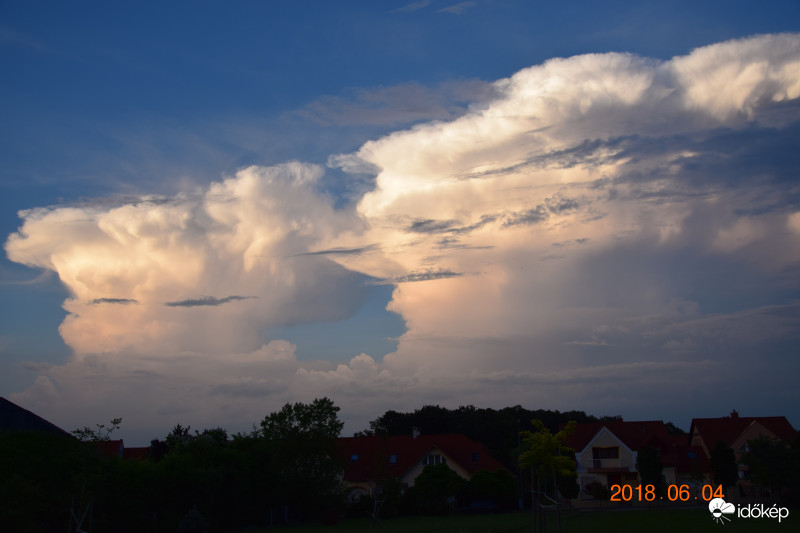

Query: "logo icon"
<box><xmin>709</xmin><ymin>498</ymin><xmax>735</xmax><ymax>524</ymax></box>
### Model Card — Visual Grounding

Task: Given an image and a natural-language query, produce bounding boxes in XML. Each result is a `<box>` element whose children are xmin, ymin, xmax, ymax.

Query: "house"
<box><xmin>689</xmin><ymin>410</ymin><xmax>797</xmax><ymax>491</ymax></box>
<box><xmin>0</xmin><ymin>396</ymin><xmax>71</xmax><ymax>437</ymax></box>
<box><xmin>1</xmin><ymin>397</ymin><xmax>151</xmax><ymax>460</ymax></box>
<box><xmin>563</xmin><ymin>419</ymin><xmax>708</xmax><ymax>502</ymax></box>
<box><xmin>94</xmin><ymin>439</ymin><xmax>151</xmax><ymax>460</ymax></box>
<box><xmin>337</xmin><ymin>433</ymin><xmax>508</xmax><ymax>500</ymax></box>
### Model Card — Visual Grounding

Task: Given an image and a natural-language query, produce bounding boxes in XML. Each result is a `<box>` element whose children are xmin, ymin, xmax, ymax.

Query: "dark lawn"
<box><xmin>261</xmin><ymin>507</ymin><xmax>794</xmax><ymax>532</ymax></box>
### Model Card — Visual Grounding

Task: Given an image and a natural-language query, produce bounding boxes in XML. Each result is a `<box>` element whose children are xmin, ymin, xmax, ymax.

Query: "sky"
<box><xmin>2</xmin><ymin>1</ymin><xmax>800</xmax><ymax>445</ymax></box>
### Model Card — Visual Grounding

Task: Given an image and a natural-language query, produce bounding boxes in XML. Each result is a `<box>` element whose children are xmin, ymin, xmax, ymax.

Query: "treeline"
<box><xmin>356</xmin><ymin>404</ymin><xmax>622</xmax><ymax>469</ymax></box>
<box><xmin>2</xmin><ymin>401</ymin><xmax>694</xmax><ymax>532</ymax></box>
<box><xmin>2</xmin><ymin>398</ymin><xmax>345</xmax><ymax>533</ymax></box>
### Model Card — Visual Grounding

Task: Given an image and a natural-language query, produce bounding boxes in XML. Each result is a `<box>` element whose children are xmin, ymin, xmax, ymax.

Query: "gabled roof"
<box><xmin>338</xmin><ymin>433</ymin><xmax>507</xmax><ymax>483</ymax></box>
<box><xmin>563</xmin><ymin>419</ymin><xmax>710</xmax><ymax>471</ymax></box>
<box><xmin>689</xmin><ymin>413</ymin><xmax>797</xmax><ymax>451</ymax></box>
<box><xmin>0</xmin><ymin>396</ymin><xmax>71</xmax><ymax>437</ymax></box>
<box><xmin>564</xmin><ymin>420</ymin><xmax>673</xmax><ymax>454</ymax></box>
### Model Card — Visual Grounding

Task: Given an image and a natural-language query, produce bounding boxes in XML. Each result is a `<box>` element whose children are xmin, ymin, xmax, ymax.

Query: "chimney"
<box><xmin>730</xmin><ymin>410</ymin><xmax>739</xmax><ymax>419</ymax></box>
<box><xmin>412</xmin><ymin>426</ymin><xmax>420</xmax><ymax>439</ymax></box>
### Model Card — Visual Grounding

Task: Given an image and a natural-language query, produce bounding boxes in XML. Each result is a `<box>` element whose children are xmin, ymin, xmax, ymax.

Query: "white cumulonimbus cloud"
<box><xmin>5</xmin><ymin>34</ymin><xmax>800</xmax><ymax>440</ymax></box>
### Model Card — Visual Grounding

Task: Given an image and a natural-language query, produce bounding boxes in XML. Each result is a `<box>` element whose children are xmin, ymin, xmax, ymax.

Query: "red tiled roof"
<box><xmin>563</xmin><ymin>420</ymin><xmax>673</xmax><ymax>454</ymax></box>
<box><xmin>337</xmin><ymin>434</ymin><xmax>507</xmax><ymax>483</ymax></box>
<box><xmin>689</xmin><ymin>414</ymin><xmax>797</xmax><ymax>451</ymax></box>
<box><xmin>563</xmin><ymin>420</ymin><xmax>710</xmax><ymax>471</ymax></box>
<box><xmin>123</xmin><ymin>447</ymin><xmax>150</xmax><ymax>460</ymax></box>
<box><xmin>95</xmin><ymin>439</ymin><xmax>124</xmax><ymax>458</ymax></box>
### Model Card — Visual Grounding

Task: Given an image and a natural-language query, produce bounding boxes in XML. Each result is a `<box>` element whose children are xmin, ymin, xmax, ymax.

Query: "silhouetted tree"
<box><xmin>665</xmin><ymin>421</ymin><xmax>687</xmax><ymax>435</ymax></box>
<box><xmin>260</xmin><ymin>397</ymin><xmax>345</xmax><ymax>516</ymax></box>
<box><xmin>742</xmin><ymin>436</ymin><xmax>800</xmax><ymax>503</ymax></box>
<box><xmin>520</xmin><ymin>420</ymin><xmax>576</xmax><ymax>533</ymax></box>
<box><xmin>72</xmin><ymin>416</ymin><xmax>123</xmax><ymax>442</ymax></box>
<box><xmin>636</xmin><ymin>445</ymin><xmax>665</xmax><ymax>497</ymax></box>
<box><xmin>710</xmin><ymin>441</ymin><xmax>738</xmax><ymax>490</ymax></box>
<box><xmin>406</xmin><ymin>463</ymin><xmax>466</xmax><ymax>514</ymax></box>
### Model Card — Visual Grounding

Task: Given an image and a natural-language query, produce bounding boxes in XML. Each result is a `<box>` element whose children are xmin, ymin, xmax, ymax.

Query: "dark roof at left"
<box><xmin>0</xmin><ymin>396</ymin><xmax>71</xmax><ymax>437</ymax></box>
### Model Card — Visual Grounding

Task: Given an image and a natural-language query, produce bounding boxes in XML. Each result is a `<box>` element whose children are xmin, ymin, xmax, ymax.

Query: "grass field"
<box><xmin>266</xmin><ymin>507</ymin><xmax>794</xmax><ymax>532</ymax></box>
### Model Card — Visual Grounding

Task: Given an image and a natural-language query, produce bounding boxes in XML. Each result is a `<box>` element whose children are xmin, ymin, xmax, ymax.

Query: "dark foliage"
<box><xmin>709</xmin><ymin>441</ymin><xmax>739</xmax><ymax>489</ymax></box>
<box><xmin>742</xmin><ymin>435</ymin><xmax>800</xmax><ymax>504</ymax></box>
<box><xmin>635</xmin><ymin>445</ymin><xmax>666</xmax><ymax>496</ymax></box>
<box><xmin>664</xmin><ymin>421</ymin><xmax>687</xmax><ymax>435</ymax></box>
<box><xmin>403</xmin><ymin>463</ymin><xmax>466</xmax><ymax>515</ymax></box>
<box><xmin>0</xmin><ymin>398</ymin><xmax>345</xmax><ymax>532</ymax></box>
<box><xmin>0</xmin><ymin>430</ymin><xmax>92</xmax><ymax>533</ymax></box>
<box><xmin>361</xmin><ymin>405</ymin><xmax>612</xmax><ymax>469</ymax></box>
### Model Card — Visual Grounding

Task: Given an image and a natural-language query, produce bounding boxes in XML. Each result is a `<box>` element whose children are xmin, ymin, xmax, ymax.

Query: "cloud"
<box><xmin>6</xmin><ymin>34</ymin><xmax>800</xmax><ymax>441</ymax></box>
<box><xmin>0</xmin><ymin>25</ymin><xmax>49</xmax><ymax>52</ymax></box>
<box><xmin>390</xmin><ymin>269</ymin><xmax>464</xmax><ymax>283</ymax></box>
<box><xmin>298</xmin><ymin>80</ymin><xmax>495</xmax><ymax>127</ymax></box>
<box><xmin>391</xmin><ymin>1</ymin><xmax>432</xmax><ymax>14</ymax></box>
<box><xmin>437</xmin><ymin>2</ymin><xmax>477</xmax><ymax>15</ymax></box>
<box><xmin>295</xmin><ymin>244</ymin><xmax>379</xmax><ymax>257</ymax></box>
<box><xmin>164</xmin><ymin>295</ymin><xmax>255</xmax><ymax>307</ymax></box>
<box><xmin>90</xmin><ymin>298</ymin><xmax>138</xmax><ymax>305</ymax></box>
<box><xmin>6</xmin><ymin>162</ymin><xmax>370</xmax><ymax>357</ymax></box>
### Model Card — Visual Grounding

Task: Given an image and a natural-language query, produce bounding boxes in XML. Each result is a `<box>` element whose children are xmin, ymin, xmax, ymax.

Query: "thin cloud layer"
<box><xmin>6</xmin><ymin>34</ymin><xmax>800</xmax><ymax>441</ymax></box>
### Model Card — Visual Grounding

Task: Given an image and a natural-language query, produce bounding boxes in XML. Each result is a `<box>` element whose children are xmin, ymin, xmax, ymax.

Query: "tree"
<box><xmin>709</xmin><ymin>441</ymin><xmax>738</xmax><ymax>490</ymax></box>
<box><xmin>520</xmin><ymin>420</ymin><xmax>576</xmax><ymax>533</ymax></box>
<box><xmin>72</xmin><ymin>417</ymin><xmax>123</xmax><ymax>442</ymax></box>
<box><xmin>664</xmin><ymin>422</ymin><xmax>687</xmax><ymax>435</ymax></box>
<box><xmin>261</xmin><ymin>397</ymin><xmax>343</xmax><ymax>441</ymax></box>
<box><xmin>406</xmin><ymin>463</ymin><xmax>465</xmax><ymax>515</ymax></box>
<box><xmin>742</xmin><ymin>436</ymin><xmax>800</xmax><ymax>502</ymax></box>
<box><xmin>636</xmin><ymin>446</ymin><xmax>665</xmax><ymax>497</ymax></box>
<box><xmin>260</xmin><ymin>397</ymin><xmax>345</xmax><ymax>515</ymax></box>
<box><xmin>467</xmin><ymin>469</ymin><xmax>516</xmax><ymax>509</ymax></box>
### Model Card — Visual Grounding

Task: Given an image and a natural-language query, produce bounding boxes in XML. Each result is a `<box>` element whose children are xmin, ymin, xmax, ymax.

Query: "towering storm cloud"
<box><xmin>6</xmin><ymin>34</ymin><xmax>800</xmax><ymax>438</ymax></box>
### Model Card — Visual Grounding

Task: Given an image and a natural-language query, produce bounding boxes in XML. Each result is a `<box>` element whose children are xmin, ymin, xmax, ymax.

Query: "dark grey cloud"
<box><xmin>164</xmin><ymin>295</ymin><xmax>256</xmax><ymax>307</ymax></box>
<box><xmin>546</xmin><ymin>195</ymin><xmax>580</xmax><ymax>213</ymax></box>
<box><xmin>436</xmin><ymin>236</ymin><xmax>494</xmax><ymax>250</ymax></box>
<box><xmin>90</xmin><ymin>298</ymin><xmax>138</xmax><ymax>305</ymax></box>
<box><xmin>460</xmin><ymin>136</ymin><xmax>635</xmax><ymax>181</ymax></box>
<box><xmin>503</xmin><ymin>205</ymin><xmax>548</xmax><ymax>227</ymax></box>
<box><xmin>408</xmin><ymin>218</ymin><xmax>458</xmax><ymax>233</ymax></box>
<box><xmin>369</xmin><ymin>269</ymin><xmax>464</xmax><ymax>284</ymax></box>
<box><xmin>295</xmin><ymin>244</ymin><xmax>379</xmax><ymax>257</ymax></box>
<box><xmin>407</xmin><ymin>214</ymin><xmax>496</xmax><ymax>235</ymax></box>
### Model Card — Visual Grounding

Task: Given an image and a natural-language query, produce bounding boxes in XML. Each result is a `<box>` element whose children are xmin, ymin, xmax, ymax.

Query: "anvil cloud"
<box><xmin>6</xmin><ymin>34</ymin><xmax>800</xmax><ymax>440</ymax></box>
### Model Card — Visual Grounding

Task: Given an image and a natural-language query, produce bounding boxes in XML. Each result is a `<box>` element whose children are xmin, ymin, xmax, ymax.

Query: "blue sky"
<box><xmin>2</xmin><ymin>1</ymin><xmax>800</xmax><ymax>444</ymax></box>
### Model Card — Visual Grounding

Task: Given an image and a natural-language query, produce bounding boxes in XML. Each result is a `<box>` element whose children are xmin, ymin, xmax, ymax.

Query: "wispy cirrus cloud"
<box><xmin>297</xmin><ymin>80</ymin><xmax>495</xmax><ymax>127</ymax></box>
<box><xmin>391</xmin><ymin>0</ymin><xmax>432</xmax><ymax>13</ymax></box>
<box><xmin>437</xmin><ymin>1</ymin><xmax>477</xmax><ymax>15</ymax></box>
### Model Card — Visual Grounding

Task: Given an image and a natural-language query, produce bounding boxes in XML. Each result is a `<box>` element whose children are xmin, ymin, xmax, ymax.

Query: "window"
<box><xmin>471</xmin><ymin>452</ymin><xmax>480</xmax><ymax>462</ymax></box>
<box><xmin>389</xmin><ymin>454</ymin><xmax>398</xmax><ymax>464</ymax></box>
<box><xmin>592</xmin><ymin>447</ymin><xmax>619</xmax><ymax>459</ymax></box>
<box><xmin>350</xmin><ymin>453</ymin><xmax>359</xmax><ymax>462</ymax></box>
<box><xmin>423</xmin><ymin>454</ymin><xmax>446</xmax><ymax>466</ymax></box>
